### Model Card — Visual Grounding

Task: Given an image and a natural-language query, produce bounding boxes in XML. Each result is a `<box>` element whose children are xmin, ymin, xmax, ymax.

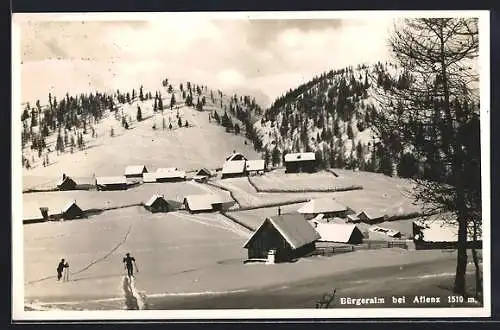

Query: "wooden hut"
<box><xmin>284</xmin><ymin>152</ymin><xmax>317</xmax><ymax>173</ymax></box>
<box><xmin>61</xmin><ymin>200</ymin><xmax>84</xmax><ymax>220</ymax></box>
<box><xmin>144</xmin><ymin>195</ymin><xmax>172</xmax><ymax>213</ymax></box>
<box><xmin>243</xmin><ymin>214</ymin><xmax>320</xmax><ymax>263</ymax></box>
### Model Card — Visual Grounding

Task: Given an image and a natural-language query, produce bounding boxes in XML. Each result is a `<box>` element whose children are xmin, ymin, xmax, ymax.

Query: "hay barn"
<box><xmin>95</xmin><ymin>176</ymin><xmax>128</xmax><ymax>191</ymax></box>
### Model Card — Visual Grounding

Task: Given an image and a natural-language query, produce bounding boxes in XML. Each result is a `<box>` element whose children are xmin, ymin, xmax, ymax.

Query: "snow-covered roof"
<box><xmin>184</xmin><ymin>194</ymin><xmax>234</xmax><ymax>211</ymax></box>
<box><xmin>96</xmin><ymin>176</ymin><xmax>127</xmax><ymax>185</ymax></box>
<box><xmin>315</xmin><ymin>223</ymin><xmax>362</xmax><ymax>243</ymax></box>
<box><xmin>357</xmin><ymin>211</ymin><xmax>384</xmax><ymax>220</ymax></box>
<box><xmin>284</xmin><ymin>152</ymin><xmax>316</xmax><ymax>162</ymax></box>
<box><xmin>61</xmin><ymin>200</ymin><xmax>80</xmax><ymax>213</ymax></box>
<box><xmin>156</xmin><ymin>167</ymin><xmax>178</xmax><ymax>173</ymax></box>
<box><xmin>369</xmin><ymin>225</ymin><xmax>401</xmax><ymax>238</ymax></box>
<box><xmin>156</xmin><ymin>170</ymin><xmax>186</xmax><ymax>179</ymax></box>
<box><xmin>56</xmin><ymin>176</ymin><xmax>76</xmax><ymax>187</ymax></box>
<box><xmin>297</xmin><ymin>198</ymin><xmax>347</xmax><ymax>214</ymax></box>
<box><xmin>142</xmin><ymin>172</ymin><xmax>157</xmax><ymax>183</ymax></box>
<box><xmin>226</xmin><ymin>153</ymin><xmax>247</xmax><ymax>161</ymax></box>
<box><xmin>125</xmin><ymin>165</ymin><xmax>148</xmax><ymax>176</ymax></box>
<box><xmin>196</xmin><ymin>168</ymin><xmax>212</xmax><ymax>176</ymax></box>
<box><xmin>347</xmin><ymin>214</ymin><xmax>360</xmax><ymax>221</ymax></box>
<box><xmin>245</xmin><ymin>159</ymin><xmax>265</xmax><ymax>172</ymax></box>
<box><xmin>144</xmin><ymin>194</ymin><xmax>166</xmax><ymax>207</ymax></box>
<box><xmin>244</xmin><ymin>214</ymin><xmax>319</xmax><ymax>250</ymax></box>
<box><xmin>221</xmin><ymin>160</ymin><xmax>246</xmax><ymax>175</ymax></box>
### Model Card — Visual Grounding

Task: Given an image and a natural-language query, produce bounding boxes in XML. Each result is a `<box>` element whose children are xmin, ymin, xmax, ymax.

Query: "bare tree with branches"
<box><xmin>372</xmin><ymin>18</ymin><xmax>481</xmax><ymax>298</ymax></box>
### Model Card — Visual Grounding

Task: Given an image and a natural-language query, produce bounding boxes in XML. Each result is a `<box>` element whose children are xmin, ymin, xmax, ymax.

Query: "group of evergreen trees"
<box><xmin>21</xmin><ymin>85</ymin><xmax>154</xmax><ymax>170</ymax></box>
<box><xmin>208</xmin><ymin>92</ymin><xmax>263</xmax><ymax>151</ymax></box>
<box><xmin>258</xmin><ymin>62</ymin><xmax>432</xmax><ymax>178</ymax></box>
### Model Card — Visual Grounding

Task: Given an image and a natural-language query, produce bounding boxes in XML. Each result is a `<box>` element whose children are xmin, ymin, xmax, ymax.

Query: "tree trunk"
<box><xmin>471</xmin><ymin>221</ymin><xmax>482</xmax><ymax>302</ymax></box>
<box><xmin>453</xmin><ymin>212</ymin><xmax>468</xmax><ymax>296</ymax></box>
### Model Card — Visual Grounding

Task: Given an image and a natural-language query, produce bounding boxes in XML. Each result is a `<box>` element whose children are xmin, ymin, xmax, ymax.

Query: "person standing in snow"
<box><xmin>123</xmin><ymin>253</ymin><xmax>139</xmax><ymax>278</ymax></box>
<box><xmin>57</xmin><ymin>259</ymin><xmax>69</xmax><ymax>281</ymax></box>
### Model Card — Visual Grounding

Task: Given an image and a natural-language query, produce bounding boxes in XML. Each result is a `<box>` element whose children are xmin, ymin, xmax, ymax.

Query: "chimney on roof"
<box><xmin>278</xmin><ymin>207</ymin><xmax>281</xmax><ymax>216</ymax></box>
<box><xmin>62</xmin><ymin>173</ymin><xmax>66</xmax><ymax>180</ymax></box>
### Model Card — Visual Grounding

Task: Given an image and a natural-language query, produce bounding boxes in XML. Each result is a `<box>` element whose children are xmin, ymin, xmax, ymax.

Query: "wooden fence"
<box><xmin>311</xmin><ymin>240</ymin><xmax>409</xmax><ymax>256</ymax></box>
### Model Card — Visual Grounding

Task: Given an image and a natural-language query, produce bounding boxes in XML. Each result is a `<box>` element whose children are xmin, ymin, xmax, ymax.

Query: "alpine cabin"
<box><xmin>243</xmin><ymin>214</ymin><xmax>320</xmax><ymax>263</ymax></box>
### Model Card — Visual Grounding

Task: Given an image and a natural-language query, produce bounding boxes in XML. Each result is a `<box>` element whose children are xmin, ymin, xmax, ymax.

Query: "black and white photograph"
<box><xmin>11</xmin><ymin>10</ymin><xmax>490</xmax><ymax>320</ymax></box>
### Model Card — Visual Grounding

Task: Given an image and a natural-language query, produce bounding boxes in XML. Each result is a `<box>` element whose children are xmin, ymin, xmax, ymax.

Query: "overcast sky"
<box><xmin>16</xmin><ymin>15</ymin><xmax>394</xmax><ymax>106</ymax></box>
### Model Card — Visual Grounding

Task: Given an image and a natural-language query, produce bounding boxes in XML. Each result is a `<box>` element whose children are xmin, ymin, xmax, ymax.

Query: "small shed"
<box><xmin>314</xmin><ymin>223</ymin><xmax>364</xmax><ymax>244</ymax></box>
<box><xmin>143</xmin><ymin>172</ymin><xmax>157</xmax><ymax>183</ymax></box>
<box><xmin>357</xmin><ymin>211</ymin><xmax>385</xmax><ymax>224</ymax></box>
<box><xmin>95</xmin><ymin>176</ymin><xmax>128</xmax><ymax>191</ymax></box>
<box><xmin>156</xmin><ymin>169</ymin><xmax>186</xmax><ymax>182</ymax></box>
<box><xmin>226</xmin><ymin>152</ymin><xmax>247</xmax><ymax>162</ymax></box>
<box><xmin>124</xmin><ymin>165</ymin><xmax>148</xmax><ymax>178</ymax></box>
<box><xmin>368</xmin><ymin>226</ymin><xmax>402</xmax><ymax>241</ymax></box>
<box><xmin>196</xmin><ymin>168</ymin><xmax>212</xmax><ymax>177</ymax></box>
<box><xmin>221</xmin><ymin>160</ymin><xmax>246</xmax><ymax>179</ymax></box>
<box><xmin>144</xmin><ymin>195</ymin><xmax>172</xmax><ymax>213</ymax></box>
<box><xmin>61</xmin><ymin>200</ymin><xmax>84</xmax><ymax>220</ymax></box>
<box><xmin>297</xmin><ymin>198</ymin><xmax>348</xmax><ymax>219</ymax></box>
<box><xmin>56</xmin><ymin>174</ymin><xmax>77</xmax><ymax>191</ymax></box>
<box><xmin>284</xmin><ymin>152</ymin><xmax>317</xmax><ymax>173</ymax></box>
<box><xmin>245</xmin><ymin>159</ymin><xmax>265</xmax><ymax>175</ymax></box>
<box><xmin>243</xmin><ymin>214</ymin><xmax>320</xmax><ymax>263</ymax></box>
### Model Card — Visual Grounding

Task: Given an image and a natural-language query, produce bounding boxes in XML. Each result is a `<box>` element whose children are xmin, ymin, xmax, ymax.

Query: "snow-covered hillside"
<box><xmin>20</xmin><ymin>80</ymin><xmax>263</xmax><ymax>189</ymax></box>
<box><xmin>255</xmin><ymin>61</ymin><xmax>404</xmax><ymax>173</ymax></box>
